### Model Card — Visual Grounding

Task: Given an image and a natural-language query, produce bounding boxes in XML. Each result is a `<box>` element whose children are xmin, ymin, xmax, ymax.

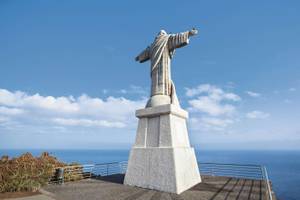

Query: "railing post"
<box><xmin>56</xmin><ymin>167</ymin><xmax>64</xmax><ymax>184</ymax></box>
<box><xmin>89</xmin><ymin>164</ymin><xmax>94</xmax><ymax>178</ymax></box>
<box><xmin>263</xmin><ymin>166</ymin><xmax>273</xmax><ymax>200</ymax></box>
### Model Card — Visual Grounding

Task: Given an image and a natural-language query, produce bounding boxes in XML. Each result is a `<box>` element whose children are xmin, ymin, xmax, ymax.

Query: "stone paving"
<box><xmin>41</xmin><ymin>174</ymin><xmax>269</xmax><ymax>200</ymax></box>
<box><xmin>2</xmin><ymin>194</ymin><xmax>55</xmax><ymax>200</ymax></box>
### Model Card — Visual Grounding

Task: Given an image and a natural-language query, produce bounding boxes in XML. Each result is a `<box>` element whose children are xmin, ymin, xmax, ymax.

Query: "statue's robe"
<box><xmin>136</xmin><ymin>31</ymin><xmax>190</xmax><ymax>104</ymax></box>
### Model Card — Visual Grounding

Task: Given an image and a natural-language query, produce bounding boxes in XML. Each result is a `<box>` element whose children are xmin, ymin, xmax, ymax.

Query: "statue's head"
<box><xmin>155</xmin><ymin>30</ymin><xmax>167</xmax><ymax>41</ymax></box>
<box><xmin>157</xmin><ymin>30</ymin><xmax>167</xmax><ymax>36</ymax></box>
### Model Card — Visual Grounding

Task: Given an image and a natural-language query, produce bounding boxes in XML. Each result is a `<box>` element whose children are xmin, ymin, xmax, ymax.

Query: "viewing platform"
<box><xmin>39</xmin><ymin>162</ymin><xmax>277</xmax><ymax>200</ymax></box>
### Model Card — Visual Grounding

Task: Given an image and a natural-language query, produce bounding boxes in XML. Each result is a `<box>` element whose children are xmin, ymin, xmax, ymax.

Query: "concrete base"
<box><xmin>124</xmin><ymin>104</ymin><xmax>201</xmax><ymax>194</ymax></box>
<box><xmin>124</xmin><ymin>147</ymin><xmax>201</xmax><ymax>194</ymax></box>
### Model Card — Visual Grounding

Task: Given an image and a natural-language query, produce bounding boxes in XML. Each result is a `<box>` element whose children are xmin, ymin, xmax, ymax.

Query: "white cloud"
<box><xmin>0</xmin><ymin>106</ymin><xmax>24</xmax><ymax>115</ymax></box>
<box><xmin>186</xmin><ymin>84</ymin><xmax>240</xmax><ymax>101</ymax></box>
<box><xmin>0</xmin><ymin>116</ymin><xmax>10</xmax><ymax>123</ymax></box>
<box><xmin>185</xmin><ymin>84</ymin><xmax>211</xmax><ymax>97</ymax></box>
<box><xmin>0</xmin><ymin>88</ymin><xmax>146</xmax><ymax>130</ymax></box>
<box><xmin>118</xmin><ymin>85</ymin><xmax>147</xmax><ymax>95</ymax></box>
<box><xmin>288</xmin><ymin>88</ymin><xmax>296</xmax><ymax>92</ymax></box>
<box><xmin>0</xmin><ymin>89</ymin><xmax>79</xmax><ymax>113</ymax></box>
<box><xmin>186</xmin><ymin>84</ymin><xmax>241</xmax><ymax>132</ymax></box>
<box><xmin>186</xmin><ymin>84</ymin><xmax>240</xmax><ymax>116</ymax></box>
<box><xmin>52</xmin><ymin>118</ymin><xmax>126</xmax><ymax>128</ymax></box>
<box><xmin>119</xmin><ymin>89</ymin><xmax>127</xmax><ymax>94</ymax></box>
<box><xmin>284</xmin><ymin>99</ymin><xmax>292</xmax><ymax>104</ymax></box>
<box><xmin>189</xmin><ymin>97</ymin><xmax>236</xmax><ymax>116</ymax></box>
<box><xmin>245</xmin><ymin>91</ymin><xmax>261</xmax><ymax>97</ymax></box>
<box><xmin>246</xmin><ymin>111</ymin><xmax>270</xmax><ymax>119</ymax></box>
<box><xmin>104</xmin><ymin>85</ymin><xmax>147</xmax><ymax>96</ymax></box>
<box><xmin>190</xmin><ymin>117</ymin><xmax>234</xmax><ymax>131</ymax></box>
<box><xmin>201</xmin><ymin>117</ymin><xmax>233</xmax><ymax>127</ymax></box>
<box><xmin>128</xmin><ymin>85</ymin><xmax>148</xmax><ymax>95</ymax></box>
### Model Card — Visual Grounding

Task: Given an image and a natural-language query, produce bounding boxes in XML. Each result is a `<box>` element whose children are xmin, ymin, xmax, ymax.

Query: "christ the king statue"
<box><xmin>135</xmin><ymin>28</ymin><xmax>198</xmax><ymax>107</ymax></box>
<box><xmin>125</xmin><ymin>29</ymin><xmax>201</xmax><ymax>193</ymax></box>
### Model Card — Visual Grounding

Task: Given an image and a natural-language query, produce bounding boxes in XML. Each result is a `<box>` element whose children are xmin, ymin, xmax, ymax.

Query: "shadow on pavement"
<box><xmin>91</xmin><ymin>173</ymin><xmax>125</xmax><ymax>184</ymax></box>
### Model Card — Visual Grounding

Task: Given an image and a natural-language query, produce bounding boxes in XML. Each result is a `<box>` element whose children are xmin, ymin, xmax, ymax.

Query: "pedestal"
<box><xmin>124</xmin><ymin>104</ymin><xmax>201</xmax><ymax>194</ymax></box>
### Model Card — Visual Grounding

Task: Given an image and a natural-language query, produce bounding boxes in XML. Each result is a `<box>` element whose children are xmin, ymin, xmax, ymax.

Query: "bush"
<box><xmin>0</xmin><ymin>152</ymin><xmax>65</xmax><ymax>193</ymax></box>
<box><xmin>63</xmin><ymin>164</ymin><xmax>84</xmax><ymax>182</ymax></box>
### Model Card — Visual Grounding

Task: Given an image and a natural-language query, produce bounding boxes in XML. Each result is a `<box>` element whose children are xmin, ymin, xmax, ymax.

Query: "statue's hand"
<box><xmin>189</xmin><ymin>28</ymin><xmax>198</xmax><ymax>36</ymax></box>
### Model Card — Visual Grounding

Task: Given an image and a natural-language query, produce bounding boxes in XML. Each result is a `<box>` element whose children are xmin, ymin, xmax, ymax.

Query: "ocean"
<box><xmin>1</xmin><ymin>149</ymin><xmax>299</xmax><ymax>200</ymax></box>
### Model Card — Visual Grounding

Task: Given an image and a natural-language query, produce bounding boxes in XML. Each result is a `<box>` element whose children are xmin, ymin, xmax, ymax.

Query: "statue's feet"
<box><xmin>146</xmin><ymin>95</ymin><xmax>171</xmax><ymax>107</ymax></box>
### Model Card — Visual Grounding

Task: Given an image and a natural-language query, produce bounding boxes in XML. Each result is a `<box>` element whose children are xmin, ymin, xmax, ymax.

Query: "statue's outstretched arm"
<box><xmin>168</xmin><ymin>28</ymin><xmax>198</xmax><ymax>50</ymax></box>
<box><xmin>135</xmin><ymin>46</ymin><xmax>150</xmax><ymax>63</ymax></box>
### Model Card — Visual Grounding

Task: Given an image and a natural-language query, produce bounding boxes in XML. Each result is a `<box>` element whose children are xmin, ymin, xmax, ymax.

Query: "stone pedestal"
<box><xmin>124</xmin><ymin>104</ymin><xmax>201</xmax><ymax>194</ymax></box>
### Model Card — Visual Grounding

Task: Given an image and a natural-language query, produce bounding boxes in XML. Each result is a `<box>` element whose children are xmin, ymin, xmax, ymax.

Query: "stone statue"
<box><xmin>125</xmin><ymin>28</ymin><xmax>201</xmax><ymax>193</ymax></box>
<box><xmin>135</xmin><ymin>28</ymin><xmax>198</xmax><ymax>107</ymax></box>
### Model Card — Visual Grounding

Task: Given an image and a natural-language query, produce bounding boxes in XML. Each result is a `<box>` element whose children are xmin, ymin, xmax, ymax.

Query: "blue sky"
<box><xmin>0</xmin><ymin>0</ymin><xmax>299</xmax><ymax>150</ymax></box>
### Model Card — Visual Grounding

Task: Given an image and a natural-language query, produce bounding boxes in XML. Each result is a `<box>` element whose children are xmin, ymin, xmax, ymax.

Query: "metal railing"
<box><xmin>90</xmin><ymin>161</ymin><xmax>127</xmax><ymax>176</ymax></box>
<box><xmin>199</xmin><ymin>162</ymin><xmax>273</xmax><ymax>200</ymax></box>
<box><xmin>199</xmin><ymin>162</ymin><xmax>264</xmax><ymax>180</ymax></box>
<box><xmin>50</xmin><ymin>161</ymin><xmax>272</xmax><ymax>200</ymax></box>
<box><xmin>49</xmin><ymin>161</ymin><xmax>127</xmax><ymax>183</ymax></box>
<box><xmin>49</xmin><ymin>164</ymin><xmax>95</xmax><ymax>184</ymax></box>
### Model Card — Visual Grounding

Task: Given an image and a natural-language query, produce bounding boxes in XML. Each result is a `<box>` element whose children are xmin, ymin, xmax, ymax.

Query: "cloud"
<box><xmin>284</xmin><ymin>99</ymin><xmax>292</xmax><ymax>104</ymax></box>
<box><xmin>129</xmin><ymin>85</ymin><xmax>148</xmax><ymax>95</ymax></box>
<box><xmin>245</xmin><ymin>91</ymin><xmax>261</xmax><ymax>97</ymax></box>
<box><xmin>190</xmin><ymin>117</ymin><xmax>234</xmax><ymax>131</ymax></box>
<box><xmin>0</xmin><ymin>116</ymin><xmax>10</xmax><ymax>123</ymax></box>
<box><xmin>118</xmin><ymin>85</ymin><xmax>148</xmax><ymax>95</ymax></box>
<box><xmin>102</xmin><ymin>85</ymin><xmax>147</xmax><ymax>96</ymax></box>
<box><xmin>0</xmin><ymin>88</ymin><xmax>146</xmax><ymax>130</ymax></box>
<box><xmin>52</xmin><ymin>118</ymin><xmax>126</xmax><ymax>128</ymax></box>
<box><xmin>185</xmin><ymin>84</ymin><xmax>210</xmax><ymax>97</ymax></box>
<box><xmin>0</xmin><ymin>106</ymin><xmax>24</xmax><ymax>115</ymax></box>
<box><xmin>186</xmin><ymin>84</ymin><xmax>240</xmax><ymax>116</ymax></box>
<box><xmin>246</xmin><ymin>110</ymin><xmax>270</xmax><ymax>119</ymax></box>
<box><xmin>0</xmin><ymin>89</ymin><xmax>79</xmax><ymax>113</ymax></box>
<box><xmin>186</xmin><ymin>84</ymin><xmax>241</xmax><ymax>131</ymax></box>
<box><xmin>119</xmin><ymin>89</ymin><xmax>127</xmax><ymax>94</ymax></box>
<box><xmin>186</xmin><ymin>84</ymin><xmax>240</xmax><ymax>101</ymax></box>
<box><xmin>288</xmin><ymin>88</ymin><xmax>296</xmax><ymax>92</ymax></box>
<box><xmin>189</xmin><ymin>97</ymin><xmax>236</xmax><ymax>116</ymax></box>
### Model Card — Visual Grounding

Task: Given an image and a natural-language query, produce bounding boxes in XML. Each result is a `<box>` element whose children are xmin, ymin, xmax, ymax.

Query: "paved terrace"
<box><xmin>41</xmin><ymin>174</ymin><xmax>271</xmax><ymax>200</ymax></box>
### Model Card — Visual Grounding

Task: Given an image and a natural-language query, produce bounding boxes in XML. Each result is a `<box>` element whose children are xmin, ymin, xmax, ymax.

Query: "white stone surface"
<box><xmin>136</xmin><ymin>104</ymin><xmax>188</xmax><ymax>119</ymax></box>
<box><xmin>124</xmin><ymin>104</ymin><xmax>201</xmax><ymax>194</ymax></box>
<box><xmin>146</xmin><ymin>94</ymin><xmax>171</xmax><ymax>107</ymax></box>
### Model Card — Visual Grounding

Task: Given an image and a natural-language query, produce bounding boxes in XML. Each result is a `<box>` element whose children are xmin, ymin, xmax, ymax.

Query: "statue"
<box><xmin>135</xmin><ymin>28</ymin><xmax>198</xmax><ymax>107</ymax></box>
<box><xmin>125</xmin><ymin>28</ymin><xmax>201</xmax><ymax>194</ymax></box>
